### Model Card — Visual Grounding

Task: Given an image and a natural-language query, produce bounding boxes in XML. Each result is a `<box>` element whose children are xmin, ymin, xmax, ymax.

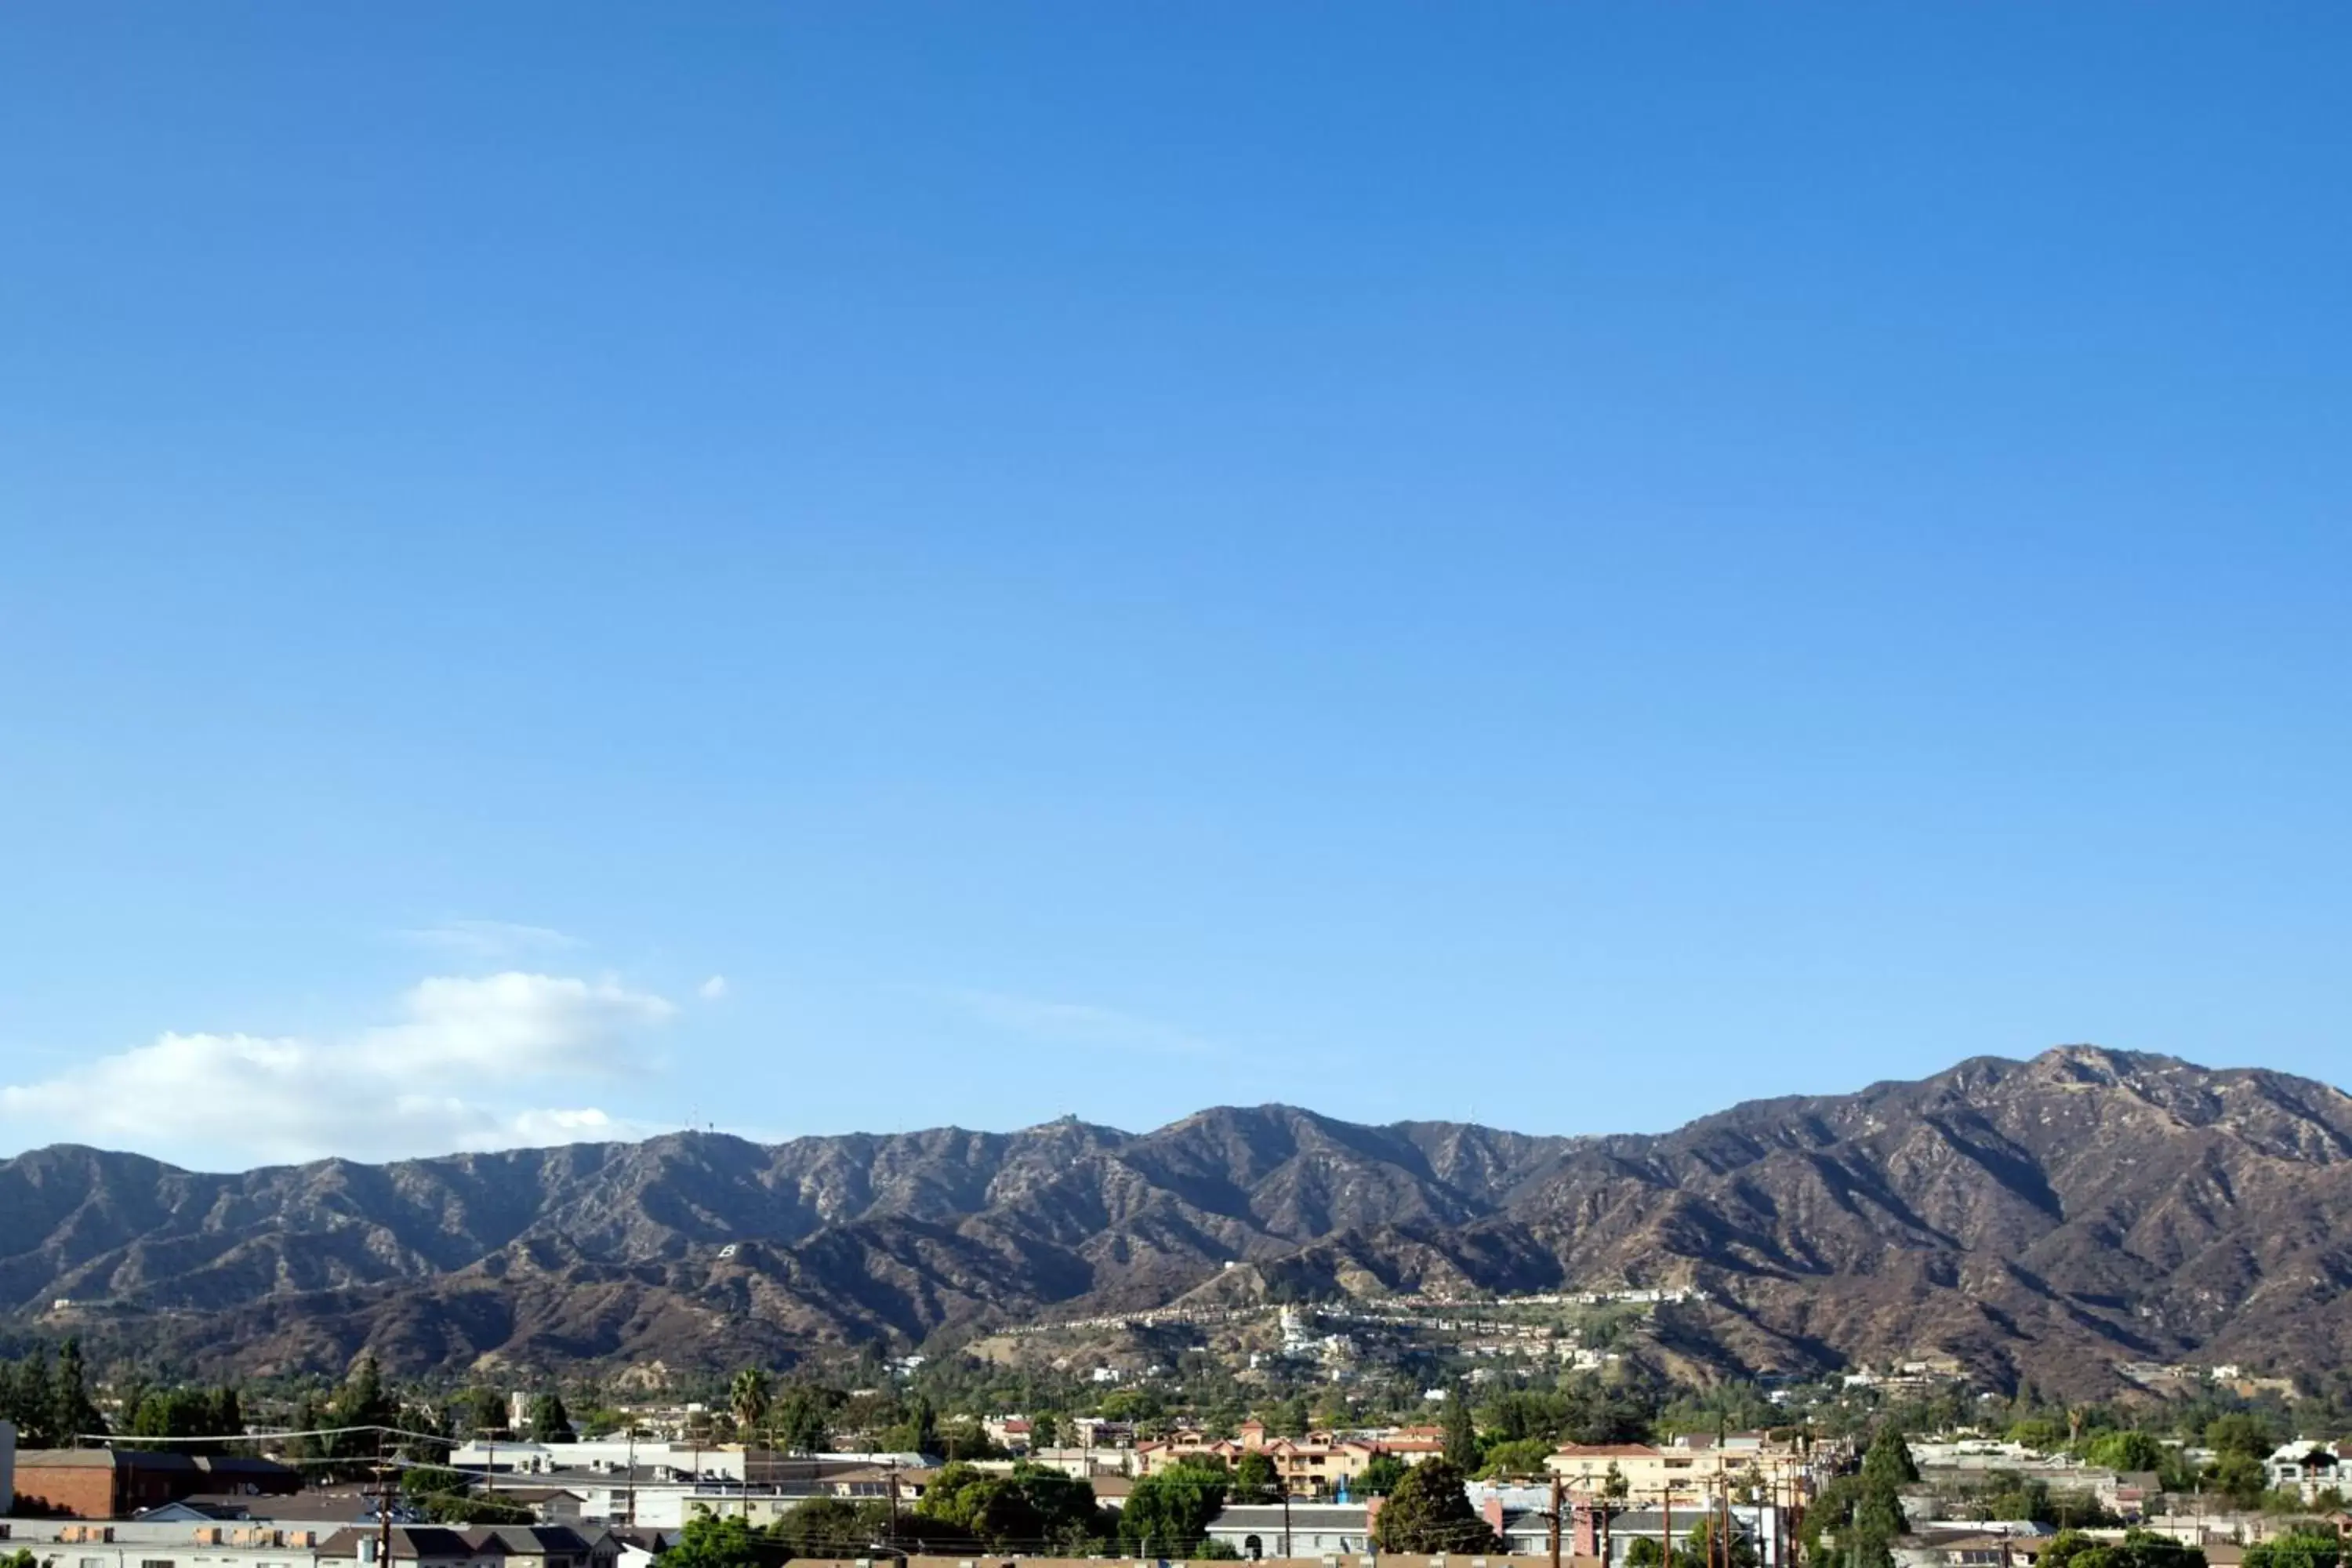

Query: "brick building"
<box><xmin>11</xmin><ymin>1450</ymin><xmax>300</xmax><ymax>1519</ymax></box>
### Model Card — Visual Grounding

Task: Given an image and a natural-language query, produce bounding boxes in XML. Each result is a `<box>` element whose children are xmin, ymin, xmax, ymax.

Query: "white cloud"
<box><xmin>394</xmin><ymin>919</ymin><xmax>585</xmax><ymax>960</ymax></box>
<box><xmin>698</xmin><ymin>975</ymin><xmax>729</xmax><ymax>1001</ymax></box>
<box><xmin>0</xmin><ymin>972</ymin><xmax>675</xmax><ymax>1170</ymax></box>
<box><xmin>947</xmin><ymin>989</ymin><xmax>1218</xmax><ymax>1055</ymax></box>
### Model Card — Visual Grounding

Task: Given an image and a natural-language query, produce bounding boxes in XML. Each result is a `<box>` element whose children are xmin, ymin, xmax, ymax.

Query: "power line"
<box><xmin>74</xmin><ymin>1423</ymin><xmax>464</xmax><ymax>1446</ymax></box>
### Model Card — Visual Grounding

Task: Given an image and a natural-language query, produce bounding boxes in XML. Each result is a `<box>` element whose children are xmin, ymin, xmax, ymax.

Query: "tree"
<box><xmin>1029</xmin><ymin>1410</ymin><xmax>1059</xmax><ymax>1450</ymax></box>
<box><xmin>1357</xmin><ymin>1453</ymin><xmax>1410</xmax><ymax>1496</ymax></box>
<box><xmin>1803</xmin><ymin>1467</ymin><xmax>1904</xmax><ymax>1568</ymax></box>
<box><xmin>1688</xmin><ymin>1517</ymin><xmax>1762</xmax><ymax>1568</ymax></box>
<box><xmin>1860</xmin><ymin>1430</ymin><xmax>1919</xmax><ymax>1490</ymax></box>
<box><xmin>2043</xmin><ymin>1530</ymin><xmax>2208</xmax><ymax>1568</ymax></box>
<box><xmin>212</xmin><ymin>1386</ymin><xmax>245</xmax><ymax>1449</ymax></box>
<box><xmin>775</xmin><ymin>1387</ymin><xmax>830</xmax><ymax>1455</ymax></box>
<box><xmin>2204</xmin><ymin>1414</ymin><xmax>2275</xmax><ymax>1461</ymax></box>
<box><xmin>885</xmin><ymin>1394</ymin><xmax>941</xmax><ymax>1456</ymax></box>
<box><xmin>464</xmin><ymin>1387</ymin><xmax>510</xmax><ymax>1438</ymax></box>
<box><xmin>729</xmin><ymin>1368</ymin><xmax>771</xmax><ymax>1443</ymax></box>
<box><xmin>1119</xmin><ymin>1462</ymin><xmax>1229</xmax><ymax>1556</ymax></box>
<box><xmin>1626</xmin><ymin>1541</ymin><xmax>1663</xmax><ymax>1568</ymax></box>
<box><xmin>659</xmin><ymin>1515</ymin><xmax>777</xmax><ymax>1568</ymax></box>
<box><xmin>529</xmin><ymin>1392</ymin><xmax>574</xmax><ymax>1444</ymax></box>
<box><xmin>2209</xmin><ymin>1452</ymin><xmax>2267</xmax><ymax>1508</ymax></box>
<box><xmin>53</xmin><ymin>1341</ymin><xmax>105</xmax><ymax>1441</ymax></box>
<box><xmin>2010</xmin><ymin>1418</ymin><xmax>2069</xmax><ymax>1453</ymax></box>
<box><xmin>2086</xmin><ymin>1432</ymin><xmax>2168</xmax><ymax>1473</ymax></box>
<box><xmin>774</xmin><ymin>1497</ymin><xmax>891</xmax><ymax>1558</ymax></box>
<box><xmin>924</xmin><ymin>1461</ymin><xmax>1109</xmax><ymax>1552</ymax></box>
<box><xmin>336</xmin><ymin>1353</ymin><xmax>396</xmax><ymax>1425</ymax></box>
<box><xmin>1476</xmin><ymin>1439</ymin><xmax>1556</xmax><ymax>1479</ymax></box>
<box><xmin>1232</xmin><ymin>1450</ymin><xmax>1281</xmax><ymax>1504</ymax></box>
<box><xmin>125</xmin><ymin>1385</ymin><xmax>245</xmax><ymax>1455</ymax></box>
<box><xmin>1372</xmin><ymin>1457</ymin><xmax>1499</xmax><ymax>1555</ymax></box>
<box><xmin>2245</xmin><ymin>1531</ymin><xmax>2339</xmax><ymax>1568</ymax></box>
<box><xmin>325</xmin><ymin>1353</ymin><xmax>401</xmax><ymax>1481</ymax></box>
<box><xmin>1442</xmin><ymin>1386</ymin><xmax>1482</xmax><ymax>1468</ymax></box>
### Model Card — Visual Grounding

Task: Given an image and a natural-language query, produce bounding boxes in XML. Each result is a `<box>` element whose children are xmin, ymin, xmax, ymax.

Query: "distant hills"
<box><xmin>5</xmin><ymin>1045</ymin><xmax>2350</xmax><ymax>1396</ymax></box>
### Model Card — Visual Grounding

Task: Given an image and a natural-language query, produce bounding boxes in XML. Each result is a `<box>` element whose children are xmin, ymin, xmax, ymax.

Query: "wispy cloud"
<box><xmin>947</xmin><ymin>989</ymin><xmax>1218</xmax><ymax>1056</ymax></box>
<box><xmin>698</xmin><ymin>975</ymin><xmax>730</xmax><ymax>1001</ymax></box>
<box><xmin>0</xmin><ymin>972</ymin><xmax>674</xmax><ymax>1169</ymax></box>
<box><xmin>395</xmin><ymin>919</ymin><xmax>585</xmax><ymax>960</ymax></box>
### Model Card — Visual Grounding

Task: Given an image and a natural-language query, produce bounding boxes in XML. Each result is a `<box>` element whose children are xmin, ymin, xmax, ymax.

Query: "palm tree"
<box><xmin>730</xmin><ymin>1367</ymin><xmax>772</xmax><ymax>1443</ymax></box>
<box><xmin>728</xmin><ymin>1367</ymin><xmax>773</xmax><ymax>1522</ymax></box>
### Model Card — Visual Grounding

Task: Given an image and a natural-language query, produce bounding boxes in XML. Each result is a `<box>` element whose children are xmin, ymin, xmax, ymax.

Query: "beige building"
<box><xmin>1136</xmin><ymin>1421</ymin><xmax>1436</xmax><ymax>1498</ymax></box>
<box><xmin>1547</xmin><ymin>1436</ymin><xmax>1810</xmax><ymax>1504</ymax></box>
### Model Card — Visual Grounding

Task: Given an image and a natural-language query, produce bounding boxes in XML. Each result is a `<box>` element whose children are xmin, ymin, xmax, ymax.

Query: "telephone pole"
<box><xmin>374</xmin><ymin>1431</ymin><xmax>395</xmax><ymax>1568</ymax></box>
<box><xmin>1548</xmin><ymin>1475</ymin><xmax>1564</xmax><ymax>1568</ymax></box>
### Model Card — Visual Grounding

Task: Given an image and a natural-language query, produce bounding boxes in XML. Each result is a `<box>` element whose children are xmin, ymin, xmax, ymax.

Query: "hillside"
<box><xmin>5</xmin><ymin>1047</ymin><xmax>2350</xmax><ymax>1395</ymax></box>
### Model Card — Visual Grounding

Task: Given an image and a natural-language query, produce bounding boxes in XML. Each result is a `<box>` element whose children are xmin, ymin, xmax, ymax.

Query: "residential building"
<box><xmin>1546</xmin><ymin>1435</ymin><xmax>1809</xmax><ymax>1504</ymax></box>
<box><xmin>314</xmin><ymin>1525</ymin><xmax>611</xmax><ymax>1568</ymax></box>
<box><xmin>1136</xmin><ymin>1421</ymin><xmax>1437</xmax><ymax>1498</ymax></box>
<box><xmin>1204</xmin><ymin>1504</ymin><xmax>1373</xmax><ymax>1558</ymax></box>
<box><xmin>2263</xmin><ymin>1443</ymin><xmax>2342</xmax><ymax>1504</ymax></box>
<box><xmin>1570</xmin><ymin>1502</ymin><xmax>1788</xmax><ymax>1567</ymax></box>
<box><xmin>11</xmin><ymin>1453</ymin><xmax>302</xmax><ymax>1522</ymax></box>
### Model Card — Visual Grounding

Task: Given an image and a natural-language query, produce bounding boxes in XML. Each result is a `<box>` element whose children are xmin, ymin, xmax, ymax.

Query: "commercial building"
<box><xmin>10</xmin><ymin>1452</ymin><xmax>302</xmax><ymax>1521</ymax></box>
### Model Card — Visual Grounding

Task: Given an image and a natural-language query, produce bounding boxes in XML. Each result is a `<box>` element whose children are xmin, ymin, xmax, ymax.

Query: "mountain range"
<box><xmin>5</xmin><ymin>1045</ymin><xmax>2351</xmax><ymax>1397</ymax></box>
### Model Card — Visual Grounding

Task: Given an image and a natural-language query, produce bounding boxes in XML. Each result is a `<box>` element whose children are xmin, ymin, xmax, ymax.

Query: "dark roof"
<box><xmin>197</xmin><ymin>1455</ymin><xmax>303</xmax><ymax>1482</ymax></box>
<box><xmin>467</xmin><ymin>1526</ymin><xmax>593</xmax><ymax>1554</ymax></box>
<box><xmin>321</xmin><ymin>1526</ymin><xmax>487</xmax><ymax>1558</ymax></box>
<box><xmin>17</xmin><ymin>1448</ymin><xmax>198</xmax><ymax>1472</ymax></box>
<box><xmin>181</xmin><ymin>1487</ymin><xmax>390</xmax><ymax>1523</ymax></box>
<box><xmin>1212</xmin><ymin>1506</ymin><xmax>1370</xmax><ymax>1532</ymax></box>
<box><xmin>586</xmin><ymin>1528</ymin><xmax>676</xmax><ymax>1552</ymax></box>
<box><xmin>1602</xmin><ymin>1511</ymin><xmax>1761</xmax><ymax>1533</ymax></box>
<box><xmin>134</xmin><ymin>1502</ymin><xmax>255</xmax><ymax>1523</ymax></box>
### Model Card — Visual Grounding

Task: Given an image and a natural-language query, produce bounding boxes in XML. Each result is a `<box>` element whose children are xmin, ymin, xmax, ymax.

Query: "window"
<box><xmin>143</xmin><ymin>1559</ymin><xmax>180</xmax><ymax>1568</ymax></box>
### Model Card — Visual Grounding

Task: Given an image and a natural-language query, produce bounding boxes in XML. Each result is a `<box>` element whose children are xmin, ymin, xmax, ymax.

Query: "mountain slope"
<box><xmin>5</xmin><ymin>1047</ymin><xmax>2350</xmax><ymax>1394</ymax></box>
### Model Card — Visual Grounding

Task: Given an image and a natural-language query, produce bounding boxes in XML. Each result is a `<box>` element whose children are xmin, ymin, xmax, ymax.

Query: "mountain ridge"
<box><xmin>8</xmin><ymin>1045</ymin><xmax>2351</xmax><ymax>1396</ymax></box>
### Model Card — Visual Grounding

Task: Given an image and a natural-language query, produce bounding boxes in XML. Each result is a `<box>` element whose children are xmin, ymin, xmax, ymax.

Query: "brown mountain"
<box><xmin>5</xmin><ymin>1047</ymin><xmax>2349</xmax><ymax>1395</ymax></box>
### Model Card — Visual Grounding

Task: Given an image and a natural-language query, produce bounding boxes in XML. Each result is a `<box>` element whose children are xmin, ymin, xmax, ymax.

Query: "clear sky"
<box><xmin>4</xmin><ymin>5</ymin><xmax>2350</xmax><ymax>1171</ymax></box>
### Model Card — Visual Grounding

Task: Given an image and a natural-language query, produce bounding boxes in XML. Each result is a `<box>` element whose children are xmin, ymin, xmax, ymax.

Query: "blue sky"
<box><xmin>4</xmin><ymin>5</ymin><xmax>2350</xmax><ymax>1169</ymax></box>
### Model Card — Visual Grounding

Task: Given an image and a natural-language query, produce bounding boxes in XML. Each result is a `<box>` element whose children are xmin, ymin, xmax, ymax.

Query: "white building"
<box><xmin>2265</xmin><ymin>1442</ymin><xmax>2342</xmax><ymax>1504</ymax></box>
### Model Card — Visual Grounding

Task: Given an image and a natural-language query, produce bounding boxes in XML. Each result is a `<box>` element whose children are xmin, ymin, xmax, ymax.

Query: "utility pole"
<box><xmin>626</xmin><ymin>1428</ymin><xmax>637</xmax><ymax>1529</ymax></box>
<box><xmin>887</xmin><ymin>1457</ymin><xmax>901</xmax><ymax>1541</ymax></box>
<box><xmin>375</xmin><ymin>1430</ymin><xmax>395</xmax><ymax>1568</ymax></box>
<box><xmin>1663</xmin><ymin>1487</ymin><xmax>1673</xmax><ymax>1568</ymax></box>
<box><xmin>1282</xmin><ymin>1484</ymin><xmax>1293</xmax><ymax>1559</ymax></box>
<box><xmin>1549</xmin><ymin>1475</ymin><xmax>1564</xmax><ymax>1568</ymax></box>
